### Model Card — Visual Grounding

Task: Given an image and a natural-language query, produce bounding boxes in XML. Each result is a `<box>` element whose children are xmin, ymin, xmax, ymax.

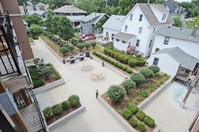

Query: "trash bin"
<box><xmin>86</xmin><ymin>51</ymin><xmax>90</xmax><ymax>57</ymax></box>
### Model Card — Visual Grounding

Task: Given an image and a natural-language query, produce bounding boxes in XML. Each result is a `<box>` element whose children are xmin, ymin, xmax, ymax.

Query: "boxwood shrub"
<box><xmin>122</xmin><ymin>108</ymin><xmax>132</xmax><ymax>120</ymax></box>
<box><xmin>68</xmin><ymin>95</ymin><xmax>80</xmax><ymax>108</ymax></box>
<box><xmin>138</xmin><ymin>122</ymin><xmax>146</xmax><ymax>132</ymax></box>
<box><xmin>140</xmin><ymin>68</ymin><xmax>154</xmax><ymax>79</ymax></box>
<box><xmin>129</xmin><ymin>117</ymin><xmax>138</xmax><ymax>127</ymax></box>
<box><xmin>148</xmin><ymin>65</ymin><xmax>160</xmax><ymax>74</ymax></box>
<box><xmin>143</xmin><ymin>116</ymin><xmax>155</xmax><ymax>128</ymax></box>
<box><xmin>62</xmin><ymin>101</ymin><xmax>69</xmax><ymax>110</ymax></box>
<box><xmin>128</xmin><ymin>104</ymin><xmax>139</xmax><ymax>114</ymax></box>
<box><xmin>136</xmin><ymin>110</ymin><xmax>146</xmax><ymax>121</ymax></box>
<box><xmin>107</xmin><ymin>85</ymin><xmax>125</xmax><ymax>102</ymax></box>
<box><xmin>131</xmin><ymin>73</ymin><xmax>146</xmax><ymax>85</ymax></box>
<box><xmin>52</xmin><ymin>104</ymin><xmax>63</xmax><ymax>116</ymax></box>
<box><xmin>126</xmin><ymin>68</ymin><xmax>133</xmax><ymax>74</ymax></box>
<box><xmin>43</xmin><ymin>107</ymin><xmax>53</xmax><ymax>120</ymax></box>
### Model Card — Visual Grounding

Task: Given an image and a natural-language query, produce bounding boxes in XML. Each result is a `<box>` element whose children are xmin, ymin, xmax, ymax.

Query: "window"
<box><xmin>122</xmin><ymin>41</ymin><xmax>126</xmax><ymax>43</ymax></box>
<box><xmin>130</xmin><ymin>14</ymin><xmax>133</xmax><ymax>20</ymax></box>
<box><xmin>153</xmin><ymin>57</ymin><xmax>159</xmax><ymax>66</ymax></box>
<box><xmin>155</xmin><ymin>48</ymin><xmax>160</xmax><ymax>52</ymax></box>
<box><xmin>149</xmin><ymin>40</ymin><xmax>152</xmax><ymax>47</ymax></box>
<box><xmin>125</xmin><ymin>25</ymin><xmax>128</xmax><ymax>32</ymax></box>
<box><xmin>164</xmin><ymin>36</ymin><xmax>170</xmax><ymax>45</ymax></box>
<box><xmin>111</xmin><ymin>34</ymin><xmax>114</xmax><ymax>40</ymax></box>
<box><xmin>139</xmin><ymin>27</ymin><xmax>142</xmax><ymax>34</ymax></box>
<box><xmin>116</xmin><ymin>39</ymin><xmax>119</xmax><ymax>42</ymax></box>
<box><xmin>153</xmin><ymin>28</ymin><xmax>155</xmax><ymax>32</ymax></box>
<box><xmin>162</xmin><ymin>14</ymin><xmax>166</xmax><ymax>20</ymax></box>
<box><xmin>136</xmin><ymin>39</ymin><xmax>140</xmax><ymax>47</ymax></box>
<box><xmin>88</xmin><ymin>27</ymin><xmax>92</xmax><ymax>30</ymax></box>
<box><xmin>139</xmin><ymin>14</ymin><xmax>143</xmax><ymax>21</ymax></box>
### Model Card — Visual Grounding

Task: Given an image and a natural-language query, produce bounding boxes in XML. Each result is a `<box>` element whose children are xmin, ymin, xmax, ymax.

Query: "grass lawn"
<box><xmin>40</xmin><ymin>36</ymin><xmax>65</xmax><ymax>58</ymax></box>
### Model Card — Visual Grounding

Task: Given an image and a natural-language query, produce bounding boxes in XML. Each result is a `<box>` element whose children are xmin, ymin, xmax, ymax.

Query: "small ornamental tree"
<box><xmin>77</xmin><ymin>43</ymin><xmax>85</xmax><ymax>51</ymax></box>
<box><xmin>107</xmin><ymin>85</ymin><xmax>125</xmax><ymax>102</ymax></box>
<box><xmin>122</xmin><ymin>79</ymin><xmax>136</xmax><ymax>94</ymax></box>
<box><xmin>59</xmin><ymin>47</ymin><xmax>69</xmax><ymax>56</ymax></box>
<box><xmin>131</xmin><ymin>73</ymin><xmax>146</xmax><ymax>85</ymax></box>
<box><xmin>90</xmin><ymin>42</ymin><xmax>97</xmax><ymax>48</ymax></box>
<box><xmin>140</xmin><ymin>68</ymin><xmax>154</xmax><ymax>79</ymax></box>
<box><xmin>68</xmin><ymin>95</ymin><xmax>80</xmax><ymax>108</ymax></box>
<box><xmin>148</xmin><ymin>65</ymin><xmax>160</xmax><ymax>74</ymax></box>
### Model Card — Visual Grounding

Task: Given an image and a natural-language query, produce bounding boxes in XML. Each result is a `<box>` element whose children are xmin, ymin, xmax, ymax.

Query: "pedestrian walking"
<box><xmin>96</xmin><ymin>90</ymin><xmax>99</xmax><ymax>99</ymax></box>
<box><xmin>102</xmin><ymin>61</ymin><xmax>104</xmax><ymax>67</ymax></box>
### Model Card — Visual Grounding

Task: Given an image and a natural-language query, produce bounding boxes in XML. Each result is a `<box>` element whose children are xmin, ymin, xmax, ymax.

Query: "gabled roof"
<box><xmin>114</xmin><ymin>32</ymin><xmax>135</xmax><ymax>41</ymax></box>
<box><xmin>150</xmin><ymin>4</ymin><xmax>168</xmax><ymax>14</ymax></box>
<box><xmin>153</xmin><ymin>47</ymin><xmax>199</xmax><ymax>70</ymax></box>
<box><xmin>67</xmin><ymin>16</ymin><xmax>85</xmax><ymax>22</ymax></box>
<box><xmin>102</xmin><ymin>15</ymin><xmax>125</xmax><ymax>31</ymax></box>
<box><xmin>28</xmin><ymin>10</ymin><xmax>45</xmax><ymax>16</ymax></box>
<box><xmin>155</xmin><ymin>26</ymin><xmax>199</xmax><ymax>43</ymax></box>
<box><xmin>81</xmin><ymin>13</ymin><xmax>105</xmax><ymax>23</ymax></box>
<box><xmin>53</xmin><ymin>5</ymin><xmax>87</xmax><ymax>14</ymax></box>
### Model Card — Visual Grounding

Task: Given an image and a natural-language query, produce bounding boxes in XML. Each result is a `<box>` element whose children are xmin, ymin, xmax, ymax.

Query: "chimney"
<box><xmin>191</xmin><ymin>25</ymin><xmax>198</xmax><ymax>37</ymax></box>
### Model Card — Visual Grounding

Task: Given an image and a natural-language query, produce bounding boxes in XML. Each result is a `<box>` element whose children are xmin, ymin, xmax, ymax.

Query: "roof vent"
<box><xmin>191</xmin><ymin>25</ymin><xmax>198</xmax><ymax>37</ymax></box>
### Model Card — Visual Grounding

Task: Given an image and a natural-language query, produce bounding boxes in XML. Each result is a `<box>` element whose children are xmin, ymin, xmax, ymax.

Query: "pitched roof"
<box><xmin>28</xmin><ymin>10</ymin><xmax>45</xmax><ymax>16</ymax></box>
<box><xmin>155</xmin><ymin>26</ymin><xmax>199</xmax><ymax>43</ymax></box>
<box><xmin>67</xmin><ymin>15</ymin><xmax>85</xmax><ymax>22</ymax></box>
<box><xmin>114</xmin><ymin>32</ymin><xmax>135</xmax><ymax>41</ymax></box>
<box><xmin>153</xmin><ymin>47</ymin><xmax>199</xmax><ymax>70</ymax></box>
<box><xmin>102</xmin><ymin>15</ymin><xmax>125</xmax><ymax>31</ymax></box>
<box><xmin>137</xmin><ymin>3</ymin><xmax>173</xmax><ymax>26</ymax></box>
<box><xmin>53</xmin><ymin>5</ymin><xmax>87</xmax><ymax>14</ymax></box>
<box><xmin>81</xmin><ymin>13</ymin><xmax>105</xmax><ymax>22</ymax></box>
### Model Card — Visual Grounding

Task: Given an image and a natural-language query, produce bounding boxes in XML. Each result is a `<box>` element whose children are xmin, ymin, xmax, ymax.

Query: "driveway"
<box><xmin>31</xmin><ymin>40</ymin><xmax>126</xmax><ymax>132</ymax></box>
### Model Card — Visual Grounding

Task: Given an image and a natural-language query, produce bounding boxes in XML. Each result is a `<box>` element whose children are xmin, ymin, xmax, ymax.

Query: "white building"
<box><xmin>102</xmin><ymin>15</ymin><xmax>125</xmax><ymax>41</ymax></box>
<box><xmin>111</xmin><ymin>3</ymin><xmax>173</xmax><ymax>57</ymax></box>
<box><xmin>151</xmin><ymin>26</ymin><xmax>199</xmax><ymax>59</ymax></box>
<box><xmin>148</xmin><ymin>47</ymin><xmax>199</xmax><ymax>81</ymax></box>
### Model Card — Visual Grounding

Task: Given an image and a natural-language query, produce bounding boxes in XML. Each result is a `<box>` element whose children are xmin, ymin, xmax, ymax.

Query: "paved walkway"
<box><xmin>142</xmin><ymin>82</ymin><xmax>199</xmax><ymax>132</ymax></box>
<box><xmin>31</xmin><ymin>40</ymin><xmax>126</xmax><ymax>132</ymax></box>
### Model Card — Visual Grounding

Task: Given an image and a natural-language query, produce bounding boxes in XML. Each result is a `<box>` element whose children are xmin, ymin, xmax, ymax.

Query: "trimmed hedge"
<box><xmin>131</xmin><ymin>73</ymin><xmax>146</xmax><ymax>85</ymax></box>
<box><xmin>136</xmin><ymin>110</ymin><xmax>146</xmax><ymax>121</ymax></box>
<box><xmin>143</xmin><ymin>116</ymin><xmax>155</xmax><ymax>128</ymax></box>
<box><xmin>128</xmin><ymin>104</ymin><xmax>139</xmax><ymax>114</ymax></box>
<box><xmin>107</xmin><ymin>85</ymin><xmax>125</xmax><ymax>102</ymax></box>
<box><xmin>104</xmin><ymin>46</ymin><xmax>146</xmax><ymax>67</ymax></box>
<box><xmin>148</xmin><ymin>65</ymin><xmax>160</xmax><ymax>74</ymax></box>
<box><xmin>68</xmin><ymin>95</ymin><xmax>80</xmax><ymax>108</ymax></box>
<box><xmin>140</xmin><ymin>68</ymin><xmax>154</xmax><ymax>79</ymax></box>
<box><xmin>138</xmin><ymin>122</ymin><xmax>146</xmax><ymax>132</ymax></box>
<box><xmin>122</xmin><ymin>108</ymin><xmax>132</xmax><ymax>120</ymax></box>
<box><xmin>52</xmin><ymin>104</ymin><xmax>63</xmax><ymax>116</ymax></box>
<box><xmin>62</xmin><ymin>101</ymin><xmax>69</xmax><ymax>110</ymax></box>
<box><xmin>129</xmin><ymin>117</ymin><xmax>138</xmax><ymax>127</ymax></box>
<box><xmin>43</xmin><ymin>107</ymin><xmax>53</xmax><ymax>120</ymax></box>
<box><xmin>93</xmin><ymin>51</ymin><xmax>133</xmax><ymax>74</ymax></box>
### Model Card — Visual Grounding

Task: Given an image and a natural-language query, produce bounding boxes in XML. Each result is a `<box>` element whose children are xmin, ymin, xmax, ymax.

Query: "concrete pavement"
<box><xmin>32</xmin><ymin>40</ymin><xmax>126</xmax><ymax>132</ymax></box>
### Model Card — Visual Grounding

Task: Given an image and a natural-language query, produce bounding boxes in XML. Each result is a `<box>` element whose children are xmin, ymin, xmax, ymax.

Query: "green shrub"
<box><xmin>90</xmin><ymin>42</ymin><xmax>97</xmax><ymax>48</ymax></box>
<box><xmin>126</xmin><ymin>68</ymin><xmax>133</xmax><ymax>74</ymax></box>
<box><xmin>131</xmin><ymin>73</ymin><xmax>146</xmax><ymax>85</ymax></box>
<box><xmin>128</xmin><ymin>59</ymin><xmax>137</xmax><ymax>67</ymax></box>
<box><xmin>122</xmin><ymin>108</ymin><xmax>132</xmax><ymax>120</ymax></box>
<box><xmin>118</xmin><ymin>64</ymin><xmax>123</xmax><ymax>69</ymax></box>
<box><xmin>148</xmin><ymin>65</ymin><xmax>160</xmax><ymax>74</ymax></box>
<box><xmin>136</xmin><ymin>110</ymin><xmax>146</xmax><ymax>121</ymax></box>
<box><xmin>138</xmin><ymin>123</ymin><xmax>146</xmax><ymax>132</ymax></box>
<box><xmin>52</xmin><ymin>104</ymin><xmax>63</xmax><ymax>116</ymax></box>
<box><xmin>62</xmin><ymin>101</ymin><xmax>69</xmax><ymax>110</ymax></box>
<box><xmin>143</xmin><ymin>116</ymin><xmax>155</xmax><ymax>128</ymax></box>
<box><xmin>71</xmin><ymin>37</ymin><xmax>79</xmax><ymax>45</ymax></box>
<box><xmin>68</xmin><ymin>95</ymin><xmax>80</xmax><ymax>108</ymax></box>
<box><xmin>43</xmin><ymin>107</ymin><xmax>53</xmax><ymax>120</ymax></box>
<box><xmin>129</xmin><ymin>117</ymin><xmax>138</xmax><ymax>127</ymax></box>
<box><xmin>122</xmin><ymin>66</ymin><xmax>128</xmax><ymax>71</ymax></box>
<box><xmin>122</xmin><ymin>79</ymin><xmax>136</xmax><ymax>94</ymax></box>
<box><xmin>140</xmin><ymin>68</ymin><xmax>154</xmax><ymax>78</ymax></box>
<box><xmin>33</xmin><ymin>78</ymin><xmax>45</xmax><ymax>88</ymax></box>
<box><xmin>136</xmin><ymin>58</ymin><xmax>146</xmax><ymax>66</ymax></box>
<box><xmin>59</xmin><ymin>47</ymin><xmax>69</xmax><ymax>56</ymax></box>
<box><xmin>107</xmin><ymin>85</ymin><xmax>125</xmax><ymax>102</ymax></box>
<box><xmin>128</xmin><ymin>104</ymin><xmax>139</xmax><ymax>114</ymax></box>
<box><xmin>140</xmin><ymin>90</ymin><xmax>148</xmax><ymax>97</ymax></box>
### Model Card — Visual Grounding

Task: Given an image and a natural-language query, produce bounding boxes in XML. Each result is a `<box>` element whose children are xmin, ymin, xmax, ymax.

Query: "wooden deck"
<box><xmin>20</xmin><ymin>104</ymin><xmax>43</xmax><ymax>132</ymax></box>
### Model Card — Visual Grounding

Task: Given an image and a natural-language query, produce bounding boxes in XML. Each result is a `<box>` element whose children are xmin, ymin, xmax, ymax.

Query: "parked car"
<box><xmin>82</xmin><ymin>35</ymin><xmax>96</xmax><ymax>41</ymax></box>
<box><xmin>79</xmin><ymin>33</ymin><xmax>94</xmax><ymax>39</ymax></box>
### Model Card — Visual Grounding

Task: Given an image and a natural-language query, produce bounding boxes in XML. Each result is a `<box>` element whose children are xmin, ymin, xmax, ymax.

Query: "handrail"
<box><xmin>30</xmin><ymin>88</ymin><xmax>47</xmax><ymax>132</ymax></box>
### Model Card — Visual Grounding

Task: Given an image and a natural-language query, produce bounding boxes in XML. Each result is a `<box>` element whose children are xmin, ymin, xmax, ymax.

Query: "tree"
<box><xmin>23</xmin><ymin>14</ymin><xmax>42</xmax><ymax>26</ymax></box>
<box><xmin>59</xmin><ymin>47</ymin><xmax>69</xmax><ymax>56</ymax></box>
<box><xmin>27</xmin><ymin>24</ymin><xmax>44</xmax><ymax>39</ymax></box>
<box><xmin>49</xmin><ymin>0</ymin><xmax>71</xmax><ymax>10</ymax></box>
<box><xmin>57</xmin><ymin>16</ymin><xmax>75</xmax><ymax>40</ymax></box>
<box><xmin>107</xmin><ymin>85</ymin><xmax>125</xmax><ymax>102</ymax></box>
<box><xmin>187</xmin><ymin>16</ymin><xmax>199</xmax><ymax>28</ymax></box>
<box><xmin>46</xmin><ymin>10</ymin><xmax>60</xmax><ymax>35</ymax></box>
<box><xmin>173</xmin><ymin>16</ymin><xmax>183</xmax><ymax>27</ymax></box>
<box><xmin>122</xmin><ymin>79</ymin><xmax>136</xmax><ymax>94</ymax></box>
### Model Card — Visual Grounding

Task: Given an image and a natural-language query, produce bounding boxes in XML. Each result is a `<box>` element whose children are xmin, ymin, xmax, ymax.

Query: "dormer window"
<box><xmin>130</xmin><ymin>14</ymin><xmax>133</xmax><ymax>20</ymax></box>
<box><xmin>162</xmin><ymin>14</ymin><xmax>166</xmax><ymax>21</ymax></box>
<box><xmin>139</xmin><ymin>14</ymin><xmax>143</xmax><ymax>21</ymax></box>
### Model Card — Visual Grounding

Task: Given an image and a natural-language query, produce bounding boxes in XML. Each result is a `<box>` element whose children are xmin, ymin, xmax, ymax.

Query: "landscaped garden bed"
<box><xmin>28</xmin><ymin>58</ymin><xmax>61</xmax><ymax>88</ymax></box>
<box><xmin>43</xmin><ymin>95</ymin><xmax>81</xmax><ymax>125</ymax></box>
<box><xmin>102</xmin><ymin>66</ymin><xmax>169</xmax><ymax>131</ymax></box>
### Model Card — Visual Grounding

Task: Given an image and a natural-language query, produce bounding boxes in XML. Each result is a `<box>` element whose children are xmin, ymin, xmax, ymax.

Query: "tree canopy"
<box><xmin>23</xmin><ymin>14</ymin><xmax>42</xmax><ymax>26</ymax></box>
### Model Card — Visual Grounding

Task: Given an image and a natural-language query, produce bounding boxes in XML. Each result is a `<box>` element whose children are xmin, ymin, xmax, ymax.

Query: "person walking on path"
<box><xmin>96</xmin><ymin>90</ymin><xmax>99</xmax><ymax>98</ymax></box>
<box><xmin>102</xmin><ymin>61</ymin><xmax>104</xmax><ymax>67</ymax></box>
